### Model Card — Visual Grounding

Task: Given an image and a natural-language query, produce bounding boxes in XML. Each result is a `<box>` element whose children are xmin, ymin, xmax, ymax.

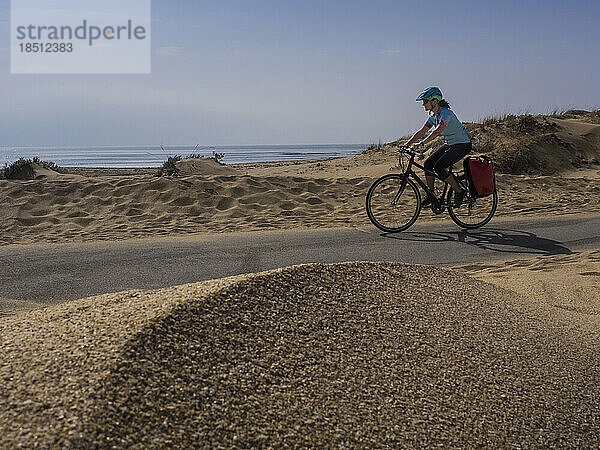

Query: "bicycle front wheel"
<box><xmin>366</xmin><ymin>174</ymin><xmax>421</xmax><ymax>232</ymax></box>
<box><xmin>447</xmin><ymin>188</ymin><xmax>498</xmax><ymax>229</ymax></box>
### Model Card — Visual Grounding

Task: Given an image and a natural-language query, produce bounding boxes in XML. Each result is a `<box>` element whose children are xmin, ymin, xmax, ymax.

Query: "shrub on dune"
<box><xmin>2</xmin><ymin>157</ymin><xmax>62</xmax><ymax>180</ymax></box>
<box><xmin>157</xmin><ymin>155</ymin><xmax>182</xmax><ymax>177</ymax></box>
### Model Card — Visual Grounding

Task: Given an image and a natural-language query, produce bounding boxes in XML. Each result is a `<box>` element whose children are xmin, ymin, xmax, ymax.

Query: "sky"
<box><xmin>1</xmin><ymin>0</ymin><xmax>599</xmax><ymax>147</ymax></box>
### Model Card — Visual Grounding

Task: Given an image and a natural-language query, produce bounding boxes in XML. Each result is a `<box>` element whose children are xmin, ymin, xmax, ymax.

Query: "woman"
<box><xmin>405</xmin><ymin>86</ymin><xmax>471</xmax><ymax>207</ymax></box>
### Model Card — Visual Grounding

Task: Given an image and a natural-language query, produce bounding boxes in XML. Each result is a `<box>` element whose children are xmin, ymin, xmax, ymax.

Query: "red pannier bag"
<box><xmin>463</xmin><ymin>156</ymin><xmax>495</xmax><ymax>198</ymax></box>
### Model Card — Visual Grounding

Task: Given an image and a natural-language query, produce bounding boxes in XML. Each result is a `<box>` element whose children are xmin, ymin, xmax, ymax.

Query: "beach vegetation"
<box><xmin>548</xmin><ymin>107</ymin><xmax>571</xmax><ymax>117</ymax></box>
<box><xmin>364</xmin><ymin>139</ymin><xmax>384</xmax><ymax>154</ymax></box>
<box><xmin>156</xmin><ymin>151</ymin><xmax>228</xmax><ymax>177</ymax></box>
<box><xmin>186</xmin><ymin>152</ymin><xmax>227</xmax><ymax>163</ymax></box>
<box><xmin>178</xmin><ymin>143</ymin><xmax>226</xmax><ymax>164</ymax></box>
<box><xmin>183</xmin><ymin>152</ymin><xmax>225</xmax><ymax>164</ymax></box>
<box><xmin>211</xmin><ymin>151</ymin><xmax>225</xmax><ymax>164</ymax></box>
<box><xmin>481</xmin><ymin>112</ymin><xmax>519</xmax><ymax>127</ymax></box>
<box><xmin>2</xmin><ymin>157</ymin><xmax>62</xmax><ymax>179</ymax></box>
<box><xmin>157</xmin><ymin>155</ymin><xmax>182</xmax><ymax>177</ymax></box>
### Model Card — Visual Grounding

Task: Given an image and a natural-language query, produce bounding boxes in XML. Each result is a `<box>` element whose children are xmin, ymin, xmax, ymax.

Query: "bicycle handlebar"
<box><xmin>396</xmin><ymin>146</ymin><xmax>426</xmax><ymax>158</ymax></box>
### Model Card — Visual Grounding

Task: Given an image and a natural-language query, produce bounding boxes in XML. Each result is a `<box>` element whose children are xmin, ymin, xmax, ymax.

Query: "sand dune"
<box><xmin>0</xmin><ymin>172</ymin><xmax>374</xmax><ymax>245</ymax></box>
<box><xmin>176</xmin><ymin>157</ymin><xmax>239</xmax><ymax>176</ymax></box>
<box><xmin>1</xmin><ymin>262</ymin><xmax>599</xmax><ymax>447</ymax></box>
<box><xmin>465</xmin><ymin>110</ymin><xmax>600</xmax><ymax>174</ymax></box>
<box><xmin>1</xmin><ymin>167</ymin><xmax>600</xmax><ymax>246</ymax></box>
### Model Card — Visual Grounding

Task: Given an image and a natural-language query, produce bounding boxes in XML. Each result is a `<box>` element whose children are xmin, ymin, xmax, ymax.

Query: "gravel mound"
<box><xmin>1</xmin><ymin>262</ymin><xmax>599</xmax><ymax>447</ymax></box>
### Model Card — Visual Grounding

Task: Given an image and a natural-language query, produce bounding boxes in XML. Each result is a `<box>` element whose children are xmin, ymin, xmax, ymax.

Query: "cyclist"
<box><xmin>404</xmin><ymin>86</ymin><xmax>471</xmax><ymax>207</ymax></box>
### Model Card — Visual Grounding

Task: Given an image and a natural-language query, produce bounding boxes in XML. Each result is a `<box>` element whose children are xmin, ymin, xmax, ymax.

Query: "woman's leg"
<box><xmin>444</xmin><ymin>173</ymin><xmax>463</xmax><ymax>192</ymax></box>
<box><xmin>431</xmin><ymin>142</ymin><xmax>472</xmax><ymax>205</ymax></box>
<box><xmin>432</xmin><ymin>142</ymin><xmax>472</xmax><ymax>190</ymax></box>
<box><xmin>424</xmin><ymin>145</ymin><xmax>449</xmax><ymax>191</ymax></box>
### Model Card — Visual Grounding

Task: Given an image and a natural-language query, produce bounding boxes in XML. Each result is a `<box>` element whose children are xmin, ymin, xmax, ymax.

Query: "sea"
<box><xmin>0</xmin><ymin>144</ymin><xmax>369</xmax><ymax>168</ymax></box>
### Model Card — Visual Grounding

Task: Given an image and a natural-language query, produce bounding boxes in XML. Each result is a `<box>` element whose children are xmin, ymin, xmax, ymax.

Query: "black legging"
<box><xmin>424</xmin><ymin>142</ymin><xmax>472</xmax><ymax>180</ymax></box>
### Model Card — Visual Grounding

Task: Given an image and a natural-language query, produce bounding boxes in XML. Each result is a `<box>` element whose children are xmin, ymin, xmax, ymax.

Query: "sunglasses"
<box><xmin>422</xmin><ymin>99</ymin><xmax>430</xmax><ymax>105</ymax></box>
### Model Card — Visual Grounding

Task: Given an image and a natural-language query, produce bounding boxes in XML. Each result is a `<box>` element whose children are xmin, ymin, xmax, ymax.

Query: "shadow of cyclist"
<box><xmin>382</xmin><ymin>228</ymin><xmax>572</xmax><ymax>256</ymax></box>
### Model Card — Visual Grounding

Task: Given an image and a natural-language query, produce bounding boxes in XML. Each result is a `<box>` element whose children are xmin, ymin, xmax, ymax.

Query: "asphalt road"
<box><xmin>2</xmin><ymin>215</ymin><xmax>599</xmax><ymax>304</ymax></box>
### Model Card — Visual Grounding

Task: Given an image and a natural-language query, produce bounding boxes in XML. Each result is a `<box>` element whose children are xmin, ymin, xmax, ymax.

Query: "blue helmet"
<box><xmin>416</xmin><ymin>86</ymin><xmax>443</xmax><ymax>102</ymax></box>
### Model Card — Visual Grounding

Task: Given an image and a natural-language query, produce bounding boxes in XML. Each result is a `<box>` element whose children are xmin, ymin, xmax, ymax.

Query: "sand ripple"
<box><xmin>2</xmin><ymin>172</ymin><xmax>600</xmax><ymax>245</ymax></box>
<box><xmin>0</xmin><ymin>175</ymin><xmax>374</xmax><ymax>245</ymax></box>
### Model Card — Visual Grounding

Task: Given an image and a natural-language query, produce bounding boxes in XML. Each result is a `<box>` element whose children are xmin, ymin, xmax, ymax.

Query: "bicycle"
<box><xmin>365</xmin><ymin>146</ymin><xmax>498</xmax><ymax>232</ymax></box>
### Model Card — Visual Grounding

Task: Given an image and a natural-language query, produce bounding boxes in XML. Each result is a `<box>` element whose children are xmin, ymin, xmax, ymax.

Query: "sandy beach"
<box><xmin>2</xmin><ymin>111</ymin><xmax>600</xmax><ymax>445</ymax></box>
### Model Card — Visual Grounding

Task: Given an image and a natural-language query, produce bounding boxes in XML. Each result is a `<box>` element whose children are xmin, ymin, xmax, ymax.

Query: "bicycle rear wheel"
<box><xmin>447</xmin><ymin>186</ymin><xmax>498</xmax><ymax>229</ymax></box>
<box><xmin>366</xmin><ymin>174</ymin><xmax>421</xmax><ymax>232</ymax></box>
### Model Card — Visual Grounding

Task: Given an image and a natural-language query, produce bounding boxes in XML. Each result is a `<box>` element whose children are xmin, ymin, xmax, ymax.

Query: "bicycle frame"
<box><xmin>399</xmin><ymin>149</ymin><xmax>462</xmax><ymax>206</ymax></box>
